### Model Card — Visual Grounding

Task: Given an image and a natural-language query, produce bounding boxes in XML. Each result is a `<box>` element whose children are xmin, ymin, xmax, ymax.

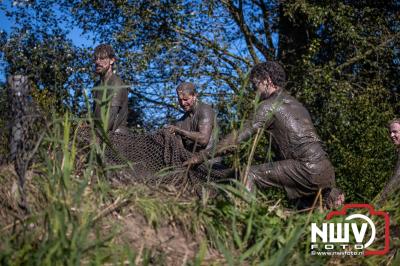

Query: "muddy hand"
<box><xmin>164</xmin><ymin>125</ymin><xmax>177</xmax><ymax>134</ymax></box>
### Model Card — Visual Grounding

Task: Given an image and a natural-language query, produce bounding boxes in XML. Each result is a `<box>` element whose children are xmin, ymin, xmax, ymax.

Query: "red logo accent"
<box><xmin>325</xmin><ymin>204</ymin><xmax>390</xmax><ymax>256</ymax></box>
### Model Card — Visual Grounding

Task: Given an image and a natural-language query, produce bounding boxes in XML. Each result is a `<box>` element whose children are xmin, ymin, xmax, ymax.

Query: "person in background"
<box><xmin>378</xmin><ymin>118</ymin><xmax>400</xmax><ymax>203</ymax></box>
<box><xmin>92</xmin><ymin>44</ymin><xmax>128</xmax><ymax>133</ymax></box>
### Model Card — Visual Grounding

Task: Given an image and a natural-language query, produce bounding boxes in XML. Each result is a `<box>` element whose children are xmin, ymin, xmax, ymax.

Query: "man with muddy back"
<box><xmin>185</xmin><ymin>62</ymin><xmax>344</xmax><ymax>209</ymax></box>
<box><xmin>92</xmin><ymin>44</ymin><xmax>128</xmax><ymax>133</ymax></box>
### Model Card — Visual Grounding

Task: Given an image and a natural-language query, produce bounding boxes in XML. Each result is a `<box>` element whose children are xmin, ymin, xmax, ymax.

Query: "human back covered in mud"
<box><xmin>184</xmin><ymin>61</ymin><xmax>345</xmax><ymax>209</ymax></box>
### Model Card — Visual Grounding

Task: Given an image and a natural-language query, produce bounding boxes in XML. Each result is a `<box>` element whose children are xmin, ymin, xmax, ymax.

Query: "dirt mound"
<box><xmin>108</xmin><ymin>213</ymin><xmax>222</xmax><ymax>265</ymax></box>
<box><xmin>0</xmin><ymin>164</ymin><xmax>223</xmax><ymax>264</ymax></box>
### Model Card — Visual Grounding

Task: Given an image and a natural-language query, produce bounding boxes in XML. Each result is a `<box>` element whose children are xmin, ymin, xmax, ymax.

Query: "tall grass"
<box><xmin>0</xmin><ymin>101</ymin><xmax>398</xmax><ymax>265</ymax></box>
<box><xmin>0</xmin><ymin>113</ymin><xmax>120</xmax><ymax>265</ymax></box>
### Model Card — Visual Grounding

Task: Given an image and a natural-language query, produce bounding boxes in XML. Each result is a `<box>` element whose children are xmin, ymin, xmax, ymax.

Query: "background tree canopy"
<box><xmin>0</xmin><ymin>0</ymin><xmax>399</xmax><ymax>202</ymax></box>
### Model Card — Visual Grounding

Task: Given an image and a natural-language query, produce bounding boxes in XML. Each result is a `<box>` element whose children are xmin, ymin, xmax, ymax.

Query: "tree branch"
<box><xmin>175</xmin><ymin>26</ymin><xmax>251</xmax><ymax>66</ymax></box>
<box><xmin>255</xmin><ymin>0</ymin><xmax>275</xmax><ymax>58</ymax></box>
<box><xmin>336</xmin><ymin>32</ymin><xmax>400</xmax><ymax>72</ymax></box>
<box><xmin>177</xmin><ymin>29</ymin><xmax>247</xmax><ymax>78</ymax></box>
<box><xmin>222</xmin><ymin>0</ymin><xmax>272</xmax><ymax>61</ymax></box>
<box><xmin>129</xmin><ymin>88</ymin><xmax>181</xmax><ymax>112</ymax></box>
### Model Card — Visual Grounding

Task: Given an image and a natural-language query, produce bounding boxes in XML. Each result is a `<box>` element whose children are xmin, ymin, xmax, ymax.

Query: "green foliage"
<box><xmin>0</xmin><ymin>1</ymin><xmax>144</xmax><ymax>122</ymax></box>
<box><xmin>1</xmin><ymin>113</ymin><xmax>399</xmax><ymax>264</ymax></box>
<box><xmin>0</xmin><ymin>1</ymin><xmax>399</xmax><ymax>263</ymax></box>
<box><xmin>0</xmin><ymin>114</ymin><xmax>112</xmax><ymax>265</ymax></box>
<box><xmin>1</xmin><ymin>28</ymin><xmax>82</xmax><ymax>113</ymax></box>
<box><xmin>280</xmin><ymin>0</ymin><xmax>399</xmax><ymax>201</ymax></box>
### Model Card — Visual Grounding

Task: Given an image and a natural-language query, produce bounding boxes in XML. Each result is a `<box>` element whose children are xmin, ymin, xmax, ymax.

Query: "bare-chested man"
<box><xmin>165</xmin><ymin>82</ymin><xmax>218</xmax><ymax>155</ymax></box>
<box><xmin>185</xmin><ymin>62</ymin><xmax>344</xmax><ymax>209</ymax></box>
<box><xmin>92</xmin><ymin>44</ymin><xmax>128</xmax><ymax>133</ymax></box>
<box><xmin>378</xmin><ymin>119</ymin><xmax>400</xmax><ymax>202</ymax></box>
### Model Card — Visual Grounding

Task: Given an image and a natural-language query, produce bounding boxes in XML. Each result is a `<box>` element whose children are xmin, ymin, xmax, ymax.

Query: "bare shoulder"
<box><xmin>197</xmin><ymin>102</ymin><xmax>214</xmax><ymax>114</ymax></box>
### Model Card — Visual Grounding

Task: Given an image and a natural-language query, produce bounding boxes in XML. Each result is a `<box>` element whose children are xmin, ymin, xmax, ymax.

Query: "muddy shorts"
<box><xmin>249</xmin><ymin>158</ymin><xmax>335</xmax><ymax>199</ymax></box>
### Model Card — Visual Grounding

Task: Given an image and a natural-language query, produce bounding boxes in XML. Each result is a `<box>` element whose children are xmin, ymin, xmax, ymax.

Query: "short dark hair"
<box><xmin>249</xmin><ymin>61</ymin><xmax>286</xmax><ymax>88</ymax></box>
<box><xmin>94</xmin><ymin>44</ymin><xmax>116</xmax><ymax>59</ymax></box>
<box><xmin>176</xmin><ymin>82</ymin><xmax>196</xmax><ymax>95</ymax></box>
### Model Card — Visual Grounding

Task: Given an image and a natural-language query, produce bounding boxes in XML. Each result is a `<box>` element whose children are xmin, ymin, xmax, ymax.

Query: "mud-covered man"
<box><xmin>165</xmin><ymin>82</ymin><xmax>218</xmax><ymax>154</ymax></box>
<box><xmin>92</xmin><ymin>44</ymin><xmax>128</xmax><ymax>133</ymax></box>
<box><xmin>378</xmin><ymin>119</ymin><xmax>400</xmax><ymax>202</ymax></box>
<box><xmin>185</xmin><ymin>62</ymin><xmax>344</xmax><ymax>208</ymax></box>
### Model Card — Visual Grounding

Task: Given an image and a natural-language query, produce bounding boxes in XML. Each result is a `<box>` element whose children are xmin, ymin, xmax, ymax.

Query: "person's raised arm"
<box><xmin>184</xmin><ymin>101</ymin><xmax>276</xmax><ymax>166</ymax></box>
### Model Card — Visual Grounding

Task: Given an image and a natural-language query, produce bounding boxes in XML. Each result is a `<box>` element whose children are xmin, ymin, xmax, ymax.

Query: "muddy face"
<box><xmin>390</xmin><ymin>122</ymin><xmax>400</xmax><ymax>147</ymax></box>
<box><xmin>178</xmin><ymin>92</ymin><xmax>197</xmax><ymax>112</ymax></box>
<box><xmin>94</xmin><ymin>55</ymin><xmax>115</xmax><ymax>76</ymax></box>
<box><xmin>252</xmin><ymin>77</ymin><xmax>276</xmax><ymax>100</ymax></box>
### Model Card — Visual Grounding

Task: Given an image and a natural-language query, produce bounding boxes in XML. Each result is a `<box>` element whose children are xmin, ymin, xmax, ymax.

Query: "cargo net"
<box><xmin>78</xmin><ymin>126</ymin><xmax>233</xmax><ymax>194</ymax></box>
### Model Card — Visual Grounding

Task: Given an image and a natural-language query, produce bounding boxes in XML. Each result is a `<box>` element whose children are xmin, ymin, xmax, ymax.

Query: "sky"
<box><xmin>0</xmin><ymin>0</ymin><xmax>94</xmax><ymax>47</ymax></box>
<box><xmin>0</xmin><ymin>0</ymin><xmax>95</xmax><ymax>82</ymax></box>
